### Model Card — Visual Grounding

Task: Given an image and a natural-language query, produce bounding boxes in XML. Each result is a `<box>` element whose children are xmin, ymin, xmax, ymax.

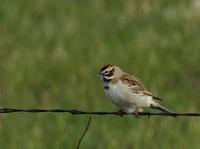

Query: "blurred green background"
<box><xmin>1</xmin><ymin>0</ymin><xmax>200</xmax><ymax>148</ymax></box>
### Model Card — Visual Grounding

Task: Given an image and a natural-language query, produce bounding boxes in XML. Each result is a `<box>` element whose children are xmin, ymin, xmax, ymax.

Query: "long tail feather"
<box><xmin>155</xmin><ymin>104</ymin><xmax>174</xmax><ymax>113</ymax></box>
<box><xmin>151</xmin><ymin>102</ymin><xmax>178</xmax><ymax>117</ymax></box>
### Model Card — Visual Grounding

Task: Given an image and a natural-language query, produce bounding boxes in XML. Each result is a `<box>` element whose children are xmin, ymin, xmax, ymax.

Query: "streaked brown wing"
<box><xmin>120</xmin><ymin>73</ymin><xmax>147</xmax><ymax>91</ymax></box>
<box><xmin>120</xmin><ymin>73</ymin><xmax>162</xmax><ymax>101</ymax></box>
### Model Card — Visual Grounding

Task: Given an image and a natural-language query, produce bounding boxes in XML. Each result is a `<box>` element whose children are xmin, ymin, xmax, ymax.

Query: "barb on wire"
<box><xmin>0</xmin><ymin>108</ymin><xmax>200</xmax><ymax>117</ymax></box>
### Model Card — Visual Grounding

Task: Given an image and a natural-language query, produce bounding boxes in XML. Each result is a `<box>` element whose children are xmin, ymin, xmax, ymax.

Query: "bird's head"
<box><xmin>98</xmin><ymin>64</ymin><xmax>123</xmax><ymax>82</ymax></box>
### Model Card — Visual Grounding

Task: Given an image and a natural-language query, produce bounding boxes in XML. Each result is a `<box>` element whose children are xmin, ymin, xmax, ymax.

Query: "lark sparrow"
<box><xmin>98</xmin><ymin>64</ymin><xmax>175</xmax><ymax>116</ymax></box>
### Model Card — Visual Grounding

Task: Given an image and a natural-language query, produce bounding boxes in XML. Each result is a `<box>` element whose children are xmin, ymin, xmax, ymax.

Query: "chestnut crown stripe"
<box><xmin>100</xmin><ymin>64</ymin><xmax>113</xmax><ymax>72</ymax></box>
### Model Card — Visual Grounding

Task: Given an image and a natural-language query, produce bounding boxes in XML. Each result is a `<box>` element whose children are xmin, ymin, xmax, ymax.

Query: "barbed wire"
<box><xmin>0</xmin><ymin>108</ymin><xmax>200</xmax><ymax>117</ymax></box>
<box><xmin>1</xmin><ymin>108</ymin><xmax>200</xmax><ymax>149</ymax></box>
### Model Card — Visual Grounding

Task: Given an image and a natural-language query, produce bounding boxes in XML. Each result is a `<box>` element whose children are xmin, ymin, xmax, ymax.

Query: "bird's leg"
<box><xmin>133</xmin><ymin>107</ymin><xmax>139</xmax><ymax>118</ymax></box>
<box><xmin>117</xmin><ymin>109</ymin><xmax>125</xmax><ymax>117</ymax></box>
<box><xmin>147</xmin><ymin>110</ymin><xmax>151</xmax><ymax>119</ymax></box>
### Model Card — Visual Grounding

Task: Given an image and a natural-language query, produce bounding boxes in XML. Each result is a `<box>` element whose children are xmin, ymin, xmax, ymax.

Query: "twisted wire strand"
<box><xmin>0</xmin><ymin>108</ymin><xmax>200</xmax><ymax>116</ymax></box>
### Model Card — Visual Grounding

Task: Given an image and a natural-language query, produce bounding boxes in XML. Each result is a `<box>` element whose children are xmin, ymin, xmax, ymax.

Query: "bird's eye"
<box><xmin>102</xmin><ymin>70</ymin><xmax>109</xmax><ymax>76</ymax></box>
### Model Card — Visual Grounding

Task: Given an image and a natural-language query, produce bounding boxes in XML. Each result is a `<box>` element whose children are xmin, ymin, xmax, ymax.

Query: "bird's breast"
<box><xmin>104</xmin><ymin>81</ymin><xmax>131</xmax><ymax>106</ymax></box>
<box><xmin>102</xmin><ymin>80</ymin><xmax>155</xmax><ymax>108</ymax></box>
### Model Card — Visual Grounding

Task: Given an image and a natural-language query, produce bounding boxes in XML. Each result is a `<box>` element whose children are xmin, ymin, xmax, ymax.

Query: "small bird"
<box><xmin>98</xmin><ymin>64</ymin><xmax>176</xmax><ymax>116</ymax></box>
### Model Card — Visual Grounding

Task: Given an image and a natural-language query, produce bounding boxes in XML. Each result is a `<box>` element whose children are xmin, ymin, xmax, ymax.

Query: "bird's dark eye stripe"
<box><xmin>107</xmin><ymin>71</ymin><xmax>113</xmax><ymax>77</ymax></box>
<box><xmin>103</xmin><ymin>68</ymin><xmax>114</xmax><ymax>77</ymax></box>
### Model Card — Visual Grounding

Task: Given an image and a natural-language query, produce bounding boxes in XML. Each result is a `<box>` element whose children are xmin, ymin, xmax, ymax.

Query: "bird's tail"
<box><xmin>151</xmin><ymin>102</ymin><xmax>178</xmax><ymax>117</ymax></box>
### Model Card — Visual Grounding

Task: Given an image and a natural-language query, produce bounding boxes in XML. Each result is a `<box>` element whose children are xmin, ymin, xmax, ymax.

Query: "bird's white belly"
<box><xmin>104</xmin><ymin>82</ymin><xmax>134</xmax><ymax>112</ymax></box>
<box><xmin>106</xmin><ymin>84</ymin><xmax>128</xmax><ymax>106</ymax></box>
<box><xmin>104</xmin><ymin>81</ymin><xmax>154</xmax><ymax>113</ymax></box>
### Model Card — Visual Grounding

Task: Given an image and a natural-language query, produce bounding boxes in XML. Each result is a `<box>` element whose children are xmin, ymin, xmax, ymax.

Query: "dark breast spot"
<box><xmin>104</xmin><ymin>86</ymin><xmax>109</xmax><ymax>89</ymax></box>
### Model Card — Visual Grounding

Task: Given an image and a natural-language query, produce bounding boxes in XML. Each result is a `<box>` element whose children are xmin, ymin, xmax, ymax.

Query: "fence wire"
<box><xmin>0</xmin><ymin>108</ymin><xmax>200</xmax><ymax>117</ymax></box>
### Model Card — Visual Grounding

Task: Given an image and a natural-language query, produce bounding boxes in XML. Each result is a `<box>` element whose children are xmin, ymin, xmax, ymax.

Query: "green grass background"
<box><xmin>1</xmin><ymin>0</ymin><xmax>200</xmax><ymax>148</ymax></box>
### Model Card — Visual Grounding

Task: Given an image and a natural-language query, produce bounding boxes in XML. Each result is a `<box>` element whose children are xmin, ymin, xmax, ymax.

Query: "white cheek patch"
<box><xmin>104</xmin><ymin>76</ymin><xmax>113</xmax><ymax>79</ymax></box>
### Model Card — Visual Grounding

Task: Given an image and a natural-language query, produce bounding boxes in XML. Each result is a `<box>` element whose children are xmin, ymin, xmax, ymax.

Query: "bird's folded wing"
<box><xmin>120</xmin><ymin>73</ymin><xmax>147</xmax><ymax>91</ymax></box>
<box><xmin>120</xmin><ymin>73</ymin><xmax>162</xmax><ymax>101</ymax></box>
<box><xmin>134</xmin><ymin>90</ymin><xmax>163</xmax><ymax>101</ymax></box>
